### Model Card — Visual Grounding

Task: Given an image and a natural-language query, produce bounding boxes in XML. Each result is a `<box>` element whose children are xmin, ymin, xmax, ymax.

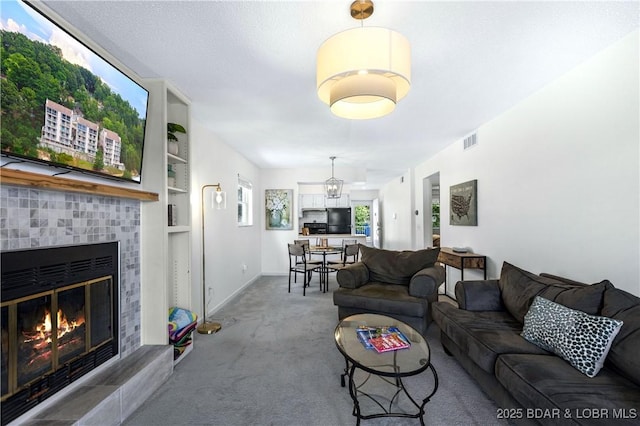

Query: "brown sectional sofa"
<box><xmin>432</xmin><ymin>262</ymin><xmax>640</xmax><ymax>425</ymax></box>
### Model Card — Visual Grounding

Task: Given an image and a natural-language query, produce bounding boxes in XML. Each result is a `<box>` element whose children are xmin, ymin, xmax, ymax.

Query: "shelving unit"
<box><xmin>140</xmin><ymin>80</ymin><xmax>193</xmax><ymax>364</ymax></box>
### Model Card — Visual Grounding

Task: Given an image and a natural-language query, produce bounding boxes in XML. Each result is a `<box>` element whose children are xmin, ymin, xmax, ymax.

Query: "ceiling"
<box><xmin>40</xmin><ymin>0</ymin><xmax>639</xmax><ymax>189</ymax></box>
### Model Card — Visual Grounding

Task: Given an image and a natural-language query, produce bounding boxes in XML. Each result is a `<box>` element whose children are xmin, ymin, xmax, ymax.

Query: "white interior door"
<box><xmin>424</xmin><ymin>172</ymin><xmax>440</xmax><ymax>247</ymax></box>
<box><xmin>372</xmin><ymin>198</ymin><xmax>380</xmax><ymax>248</ymax></box>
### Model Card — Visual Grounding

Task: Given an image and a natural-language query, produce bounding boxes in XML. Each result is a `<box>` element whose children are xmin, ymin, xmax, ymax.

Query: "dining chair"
<box><xmin>329</xmin><ymin>238</ymin><xmax>356</xmax><ymax>262</ymax></box>
<box><xmin>341</xmin><ymin>239</ymin><xmax>358</xmax><ymax>248</ymax></box>
<box><xmin>294</xmin><ymin>239</ymin><xmax>323</xmax><ymax>266</ymax></box>
<box><xmin>327</xmin><ymin>243</ymin><xmax>360</xmax><ymax>268</ymax></box>
<box><xmin>288</xmin><ymin>243</ymin><xmax>319</xmax><ymax>296</ymax></box>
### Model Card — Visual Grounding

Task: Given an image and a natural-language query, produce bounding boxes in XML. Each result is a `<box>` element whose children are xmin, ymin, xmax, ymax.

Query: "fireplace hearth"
<box><xmin>1</xmin><ymin>242</ymin><xmax>119</xmax><ymax>425</ymax></box>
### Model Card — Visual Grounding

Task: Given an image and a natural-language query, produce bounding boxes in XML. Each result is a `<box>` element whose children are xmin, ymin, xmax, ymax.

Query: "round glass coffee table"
<box><xmin>334</xmin><ymin>313</ymin><xmax>438</xmax><ymax>425</ymax></box>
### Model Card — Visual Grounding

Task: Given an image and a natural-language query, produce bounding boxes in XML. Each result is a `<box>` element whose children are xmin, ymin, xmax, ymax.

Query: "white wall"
<box><xmin>190</xmin><ymin>117</ymin><xmax>262</xmax><ymax>318</ymax></box>
<box><xmin>413</xmin><ymin>31</ymin><xmax>639</xmax><ymax>295</ymax></box>
<box><xmin>378</xmin><ymin>171</ymin><xmax>414</xmax><ymax>250</ymax></box>
<box><xmin>351</xmin><ymin>189</ymin><xmax>379</xmax><ymax>201</ymax></box>
<box><xmin>260</xmin><ymin>169</ymin><xmax>304</xmax><ymax>275</ymax></box>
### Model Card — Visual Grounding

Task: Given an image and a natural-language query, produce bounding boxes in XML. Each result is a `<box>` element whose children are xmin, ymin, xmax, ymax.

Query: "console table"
<box><xmin>437</xmin><ymin>247</ymin><xmax>487</xmax><ymax>298</ymax></box>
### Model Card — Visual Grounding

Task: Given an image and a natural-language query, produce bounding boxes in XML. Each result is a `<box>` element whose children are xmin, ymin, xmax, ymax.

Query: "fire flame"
<box><xmin>23</xmin><ymin>309</ymin><xmax>85</xmax><ymax>347</ymax></box>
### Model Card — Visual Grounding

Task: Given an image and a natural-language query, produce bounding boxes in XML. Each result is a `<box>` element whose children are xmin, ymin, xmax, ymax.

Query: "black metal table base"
<box><xmin>316</xmin><ymin>266</ymin><xmax>333</xmax><ymax>293</ymax></box>
<box><xmin>340</xmin><ymin>358</ymin><xmax>439</xmax><ymax>425</ymax></box>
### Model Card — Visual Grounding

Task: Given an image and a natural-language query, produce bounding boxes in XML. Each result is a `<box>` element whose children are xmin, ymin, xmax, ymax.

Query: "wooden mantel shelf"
<box><xmin>0</xmin><ymin>169</ymin><xmax>159</xmax><ymax>201</ymax></box>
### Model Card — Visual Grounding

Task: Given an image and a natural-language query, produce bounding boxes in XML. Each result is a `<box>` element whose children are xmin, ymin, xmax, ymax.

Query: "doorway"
<box><xmin>352</xmin><ymin>201</ymin><xmax>372</xmax><ymax>244</ymax></box>
<box><xmin>423</xmin><ymin>173</ymin><xmax>440</xmax><ymax>247</ymax></box>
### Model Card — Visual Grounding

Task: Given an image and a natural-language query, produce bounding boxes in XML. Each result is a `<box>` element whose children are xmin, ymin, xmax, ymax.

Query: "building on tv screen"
<box><xmin>40</xmin><ymin>99</ymin><xmax>125</xmax><ymax>172</ymax></box>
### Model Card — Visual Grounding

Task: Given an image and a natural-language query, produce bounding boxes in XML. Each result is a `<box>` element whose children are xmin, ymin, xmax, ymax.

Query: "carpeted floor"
<box><xmin>124</xmin><ymin>275</ymin><xmax>507</xmax><ymax>426</ymax></box>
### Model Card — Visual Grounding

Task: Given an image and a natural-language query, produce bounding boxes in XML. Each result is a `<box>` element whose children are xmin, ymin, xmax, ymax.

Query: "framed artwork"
<box><xmin>450</xmin><ymin>180</ymin><xmax>477</xmax><ymax>226</ymax></box>
<box><xmin>265</xmin><ymin>189</ymin><xmax>294</xmax><ymax>230</ymax></box>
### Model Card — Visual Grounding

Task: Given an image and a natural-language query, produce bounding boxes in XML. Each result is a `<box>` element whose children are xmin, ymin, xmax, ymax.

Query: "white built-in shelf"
<box><xmin>168</xmin><ymin>186</ymin><xmax>188</xmax><ymax>194</ymax></box>
<box><xmin>168</xmin><ymin>225</ymin><xmax>190</xmax><ymax>234</ymax></box>
<box><xmin>141</xmin><ymin>79</ymin><xmax>193</xmax><ymax>348</ymax></box>
<box><xmin>173</xmin><ymin>343</ymin><xmax>193</xmax><ymax>366</ymax></box>
<box><xmin>167</xmin><ymin>153</ymin><xmax>187</xmax><ymax>164</ymax></box>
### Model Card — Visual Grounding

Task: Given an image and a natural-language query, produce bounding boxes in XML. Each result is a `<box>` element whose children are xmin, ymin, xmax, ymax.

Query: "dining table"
<box><xmin>309</xmin><ymin>245</ymin><xmax>343</xmax><ymax>292</ymax></box>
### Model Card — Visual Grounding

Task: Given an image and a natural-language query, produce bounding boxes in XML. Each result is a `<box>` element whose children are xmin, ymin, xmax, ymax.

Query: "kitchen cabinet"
<box><xmin>326</xmin><ymin>194</ymin><xmax>350</xmax><ymax>208</ymax></box>
<box><xmin>300</xmin><ymin>193</ymin><xmax>350</xmax><ymax>209</ymax></box>
<box><xmin>300</xmin><ymin>194</ymin><xmax>326</xmax><ymax>209</ymax></box>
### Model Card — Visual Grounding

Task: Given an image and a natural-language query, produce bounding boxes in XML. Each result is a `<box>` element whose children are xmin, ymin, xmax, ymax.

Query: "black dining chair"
<box><xmin>294</xmin><ymin>239</ymin><xmax>323</xmax><ymax>267</ymax></box>
<box><xmin>327</xmin><ymin>238</ymin><xmax>356</xmax><ymax>263</ymax></box>
<box><xmin>288</xmin><ymin>243</ymin><xmax>319</xmax><ymax>296</ymax></box>
<box><xmin>327</xmin><ymin>243</ymin><xmax>360</xmax><ymax>269</ymax></box>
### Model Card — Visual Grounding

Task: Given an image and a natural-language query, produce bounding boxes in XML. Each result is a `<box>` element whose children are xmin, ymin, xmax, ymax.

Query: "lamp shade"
<box><xmin>317</xmin><ymin>26</ymin><xmax>411</xmax><ymax>119</ymax></box>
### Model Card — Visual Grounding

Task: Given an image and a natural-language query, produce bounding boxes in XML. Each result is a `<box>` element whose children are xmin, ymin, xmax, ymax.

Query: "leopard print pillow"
<box><xmin>521</xmin><ymin>296</ymin><xmax>623</xmax><ymax>377</ymax></box>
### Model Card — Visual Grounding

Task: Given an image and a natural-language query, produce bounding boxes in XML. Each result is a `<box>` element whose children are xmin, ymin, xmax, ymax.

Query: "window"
<box><xmin>237</xmin><ymin>177</ymin><xmax>253</xmax><ymax>226</ymax></box>
<box><xmin>354</xmin><ymin>204</ymin><xmax>371</xmax><ymax>236</ymax></box>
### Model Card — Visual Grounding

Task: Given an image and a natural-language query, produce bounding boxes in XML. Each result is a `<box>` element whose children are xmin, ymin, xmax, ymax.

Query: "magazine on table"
<box><xmin>356</xmin><ymin>325</ymin><xmax>411</xmax><ymax>352</ymax></box>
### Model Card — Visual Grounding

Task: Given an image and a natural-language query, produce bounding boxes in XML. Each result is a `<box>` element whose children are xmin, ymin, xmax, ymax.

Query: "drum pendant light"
<box><xmin>317</xmin><ymin>0</ymin><xmax>411</xmax><ymax>119</ymax></box>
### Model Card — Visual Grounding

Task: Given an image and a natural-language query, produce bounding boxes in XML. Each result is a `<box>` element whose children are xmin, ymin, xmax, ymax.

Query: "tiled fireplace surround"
<box><xmin>0</xmin><ymin>184</ymin><xmax>140</xmax><ymax>355</ymax></box>
<box><xmin>1</xmin><ymin>184</ymin><xmax>172</xmax><ymax>424</ymax></box>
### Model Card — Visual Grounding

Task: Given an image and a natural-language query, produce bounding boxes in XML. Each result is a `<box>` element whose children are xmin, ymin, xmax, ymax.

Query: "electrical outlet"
<box><xmin>242</xmin><ymin>264</ymin><xmax>247</xmax><ymax>272</ymax></box>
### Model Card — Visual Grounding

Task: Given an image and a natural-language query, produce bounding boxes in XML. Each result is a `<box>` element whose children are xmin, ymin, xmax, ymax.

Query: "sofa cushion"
<box><xmin>431</xmin><ymin>301</ymin><xmax>548</xmax><ymax>374</ymax></box>
<box><xmin>333</xmin><ymin>283</ymin><xmax>427</xmax><ymax>317</ymax></box>
<box><xmin>496</xmin><ymin>354</ymin><xmax>640</xmax><ymax>421</ymax></box>
<box><xmin>601</xmin><ymin>287</ymin><xmax>640</xmax><ymax>387</ymax></box>
<box><xmin>522</xmin><ymin>296</ymin><xmax>623</xmax><ymax>377</ymax></box>
<box><xmin>498</xmin><ymin>262</ymin><xmax>609</xmax><ymax>323</ymax></box>
<box><xmin>359</xmin><ymin>245</ymin><xmax>440</xmax><ymax>285</ymax></box>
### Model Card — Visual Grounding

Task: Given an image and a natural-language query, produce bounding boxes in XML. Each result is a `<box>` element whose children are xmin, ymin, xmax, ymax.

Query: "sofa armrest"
<box><xmin>409</xmin><ymin>265</ymin><xmax>445</xmax><ymax>298</ymax></box>
<box><xmin>336</xmin><ymin>262</ymin><xmax>370</xmax><ymax>289</ymax></box>
<box><xmin>455</xmin><ymin>280</ymin><xmax>505</xmax><ymax>311</ymax></box>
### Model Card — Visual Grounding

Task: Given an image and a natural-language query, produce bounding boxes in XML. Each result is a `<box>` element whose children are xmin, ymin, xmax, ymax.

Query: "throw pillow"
<box><xmin>360</xmin><ymin>245</ymin><xmax>440</xmax><ymax>285</ymax></box>
<box><xmin>498</xmin><ymin>262</ymin><xmax>609</xmax><ymax>323</ymax></box>
<box><xmin>521</xmin><ymin>296</ymin><xmax>623</xmax><ymax>378</ymax></box>
<box><xmin>600</xmin><ymin>287</ymin><xmax>640</xmax><ymax>387</ymax></box>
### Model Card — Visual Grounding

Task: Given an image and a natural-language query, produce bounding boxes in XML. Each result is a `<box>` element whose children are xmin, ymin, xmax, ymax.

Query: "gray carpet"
<box><xmin>124</xmin><ymin>275</ymin><xmax>507</xmax><ymax>426</ymax></box>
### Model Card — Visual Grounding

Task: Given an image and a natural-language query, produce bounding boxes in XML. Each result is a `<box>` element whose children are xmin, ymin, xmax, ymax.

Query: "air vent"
<box><xmin>95</xmin><ymin>256</ymin><xmax>114</xmax><ymax>270</ymax></box>
<box><xmin>69</xmin><ymin>259</ymin><xmax>92</xmax><ymax>274</ymax></box>
<box><xmin>463</xmin><ymin>133</ymin><xmax>478</xmax><ymax>150</ymax></box>
<box><xmin>39</xmin><ymin>263</ymin><xmax>68</xmax><ymax>286</ymax></box>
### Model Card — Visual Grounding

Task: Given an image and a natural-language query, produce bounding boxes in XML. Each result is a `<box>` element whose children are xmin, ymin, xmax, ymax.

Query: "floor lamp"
<box><xmin>197</xmin><ymin>183</ymin><xmax>226</xmax><ymax>334</ymax></box>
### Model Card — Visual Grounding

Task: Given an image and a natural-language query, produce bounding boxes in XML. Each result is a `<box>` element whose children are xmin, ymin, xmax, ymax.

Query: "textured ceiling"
<box><xmin>40</xmin><ymin>0</ymin><xmax>639</xmax><ymax>189</ymax></box>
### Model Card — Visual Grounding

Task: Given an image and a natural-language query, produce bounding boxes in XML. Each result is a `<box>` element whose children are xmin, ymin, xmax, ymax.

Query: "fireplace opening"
<box><xmin>1</xmin><ymin>243</ymin><xmax>119</xmax><ymax>425</ymax></box>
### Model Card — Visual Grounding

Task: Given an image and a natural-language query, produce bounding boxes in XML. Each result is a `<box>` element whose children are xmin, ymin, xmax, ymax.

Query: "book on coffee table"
<box><xmin>356</xmin><ymin>326</ymin><xmax>411</xmax><ymax>352</ymax></box>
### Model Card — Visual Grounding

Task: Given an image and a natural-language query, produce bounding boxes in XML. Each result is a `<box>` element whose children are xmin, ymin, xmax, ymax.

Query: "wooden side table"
<box><xmin>437</xmin><ymin>247</ymin><xmax>487</xmax><ymax>298</ymax></box>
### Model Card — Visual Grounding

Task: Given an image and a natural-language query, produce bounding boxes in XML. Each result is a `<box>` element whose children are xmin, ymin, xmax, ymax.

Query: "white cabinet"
<box><xmin>299</xmin><ymin>194</ymin><xmax>327</xmax><ymax>216</ymax></box>
<box><xmin>325</xmin><ymin>194</ymin><xmax>350</xmax><ymax>208</ymax></box>
<box><xmin>300</xmin><ymin>194</ymin><xmax>326</xmax><ymax>208</ymax></box>
<box><xmin>299</xmin><ymin>194</ymin><xmax>311</xmax><ymax>209</ymax></box>
<box><xmin>300</xmin><ymin>193</ymin><xmax>350</xmax><ymax>215</ymax></box>
<box><xmin>140</xmin><ymin>80</ymin><xmax>192</xmax><ymax>353</ymax></box>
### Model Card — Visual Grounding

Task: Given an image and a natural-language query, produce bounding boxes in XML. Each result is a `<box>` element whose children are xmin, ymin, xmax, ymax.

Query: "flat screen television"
<box><xmin>1</xmin><ymin>0</ymin><xmax>149</xmax><ymax>183</ymax></box>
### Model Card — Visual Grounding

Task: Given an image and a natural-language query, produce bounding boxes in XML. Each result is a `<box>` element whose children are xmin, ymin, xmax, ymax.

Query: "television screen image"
<box><xmin>0</xmin><ymin>0</ymin><xmax>149</xmax><ymax>183</ymax></box>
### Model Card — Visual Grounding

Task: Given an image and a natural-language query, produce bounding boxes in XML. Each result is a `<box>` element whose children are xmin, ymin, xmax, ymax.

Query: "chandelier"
<box><xmin>325</xmin><ymin>156</ymin><xmax>343</xmax><ymax>199</ymax></box>
<box><xmin>316</xmin><ymin>0</ymin><xmax>411</xmax><ymax>120</ymax></box>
